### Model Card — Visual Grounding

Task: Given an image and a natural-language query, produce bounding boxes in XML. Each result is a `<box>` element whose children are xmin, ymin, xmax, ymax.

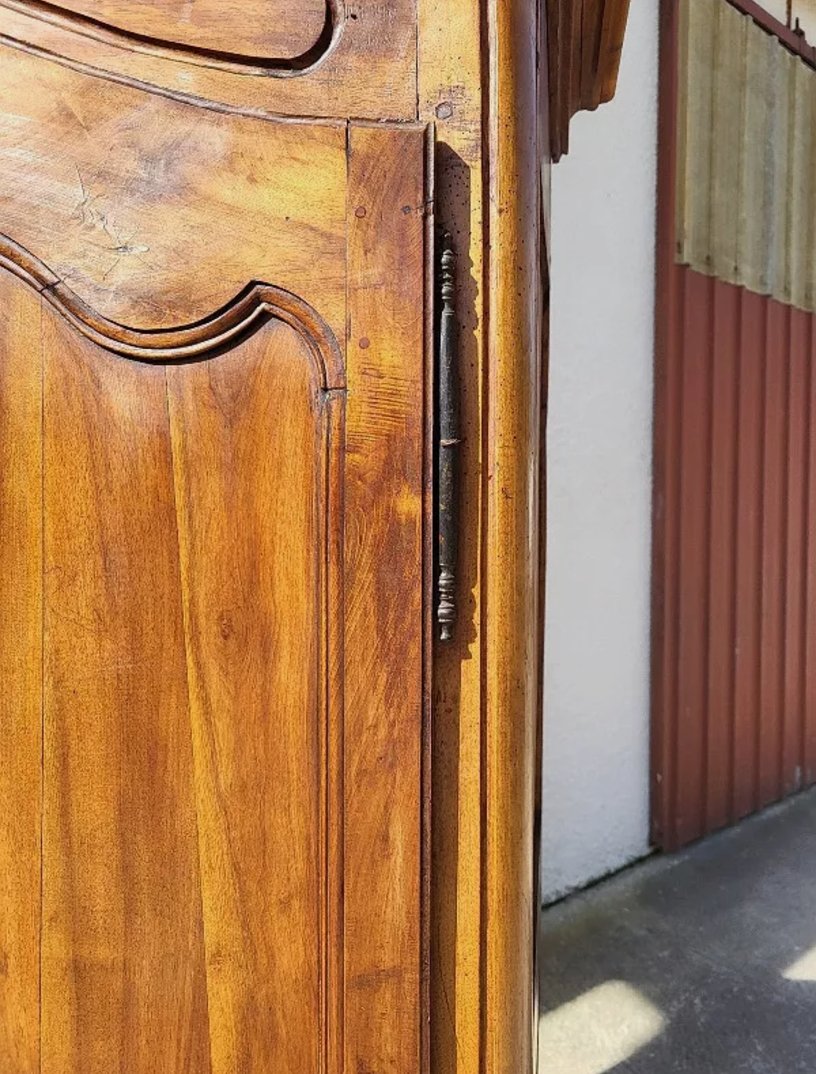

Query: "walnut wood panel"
<box><xmin>417</xmin><ymin>7</ymin><xmax>486</xmax><ymax>1074</ymax></box>
<box><xmin>344</xmin><ymin>122</ymin><xmax>429</xmax><ymax>1074</ymax></box>
<box><xmin>0</xmin><ymin>44</ymin><xmax>431</xmax><ymax>1062</ymax></box>
<box><xmin>0</xmin><ymin>273</ymin><xmax>42</xmax><ymax>1074</ymax></box>
<box><xmin>0</xmin><ymin>2</ymin><xmax>603</xmax><ymax>1073</ymax></box>
<box><xmin>0</xmin><ymin>0</ymin><xmax>417</xmax><ymax>120</ymax></box>
<box><xmin>483</xmin><ymin>3</ymin><xmax>543</xmax><ymax>1074</ymax></box>
<box><xmin>0</xmin><ymin>43</ymin><xmax>347</xmax><ymax>338</ymax></box>
<box><xmin>32</xmin><ymin>0</ymin><xmax>327</xmax><ymax>61</ymax></box>
<box><xmin>40</xmin><ymin>314</ymin><xmax>212</xmax><ymax>1073</ymax></box>
<box><xmin>416</xmin><ymin>6</ymin><xmax>548</xmax><ymax>1074</ymax></box>
<box><xmin>165</xmin><ymin>326</ymin><xmax>338</xmax><ymax>1074</ymax></box>
<box><xmin>547</xmin><ymin>0</ymin><xmax>632</xmax><ymax>160</ymax></box>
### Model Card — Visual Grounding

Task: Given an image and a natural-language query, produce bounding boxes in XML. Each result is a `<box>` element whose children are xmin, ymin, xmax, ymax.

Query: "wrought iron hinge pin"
<box><xmin>436</xmin><ymin>233</ymin><xmax>460</xmax><ymax>642</ymax></box>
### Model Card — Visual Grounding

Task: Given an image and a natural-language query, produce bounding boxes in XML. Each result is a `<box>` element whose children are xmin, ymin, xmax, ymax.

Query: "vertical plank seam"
<box><xmin>779</xmin><ymin>305</ymin><xmax>792</xmax><ymax>795</ymax></box>
<box><xmin>38</xmin><ymin>287</ymin><xmax>45</xmax><ymax>1074</ymax></box>
<box><xmin>808</xmin><ymin>313</ymin><xmax>814</xmax><ymax>780</ymax></box>
<box><xmin>319</xmin><ymin>397</ymin><xmax>329</xmax><ymax>1074</ymax></box>
<box><xmin>162</xmin><ymin>370</ymin><xmax>215</xmax><ymax>1074</ymax></box>
<box><xmin>342</xmin><ymin>121</ymin><xmax>351</xmax><ymax>1074</ymax></box>
<box><xmin>333</xmin><ymin>401</ymin><xmax>346</xmax><ymax>1074</ymax></box>
<box><xmin>701</xmin><ymin>273</ymin><xmax>715</xmax><ymax>834</ymax></box>
<box><xmin>669</xmin><ymin>266</ymin><xmax>687</xmax><ymax>850</ymax></box>
<box><xmin>420</xmin><ymin>123</ymin><xmax>435</xmax><ymax>1074</ymax></box>
<box><xmin>477</xmin><ymin>0</ymin><xmax>493</xmax><ymax>1066</ymax></box>
<box><xmin>800</xmin><ymin>313</ymin><xmax>812</xmax><ymax>783</ymax></box>
<box><xmin>654</xmin><ymin>0</ymin><xmax>681</xmax><ymax>851</ymax></box>
<box><xmin>727</xmin><ymin>285</ymin><xmax>742</xmax><ymax>825</ymax></box>
<box><xmin>705</xmin><ymin>0</ymin><xmax>719</xmax><ymax>283</ymax></box>
<box><xmin>754</xmin><ymin>298</ymin><xmax>769</xmax><ymax>812</ymax></box>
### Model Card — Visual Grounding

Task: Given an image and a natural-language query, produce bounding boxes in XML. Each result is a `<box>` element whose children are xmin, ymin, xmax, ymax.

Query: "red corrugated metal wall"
<box><xmin>652</xmin><ymin>0</ymin><xmax>816</xmax><ymax>850</ymax></box>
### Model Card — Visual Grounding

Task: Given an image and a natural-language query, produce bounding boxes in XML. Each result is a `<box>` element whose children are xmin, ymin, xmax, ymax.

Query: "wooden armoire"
<box><xmin>0</xmin><ymin>3</ymin><xmax>628</xmax><ymax>1074</ymax></box>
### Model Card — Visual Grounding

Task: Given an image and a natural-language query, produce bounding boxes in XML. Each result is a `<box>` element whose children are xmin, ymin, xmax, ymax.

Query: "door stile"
<box><xmin>343</xmin><ymin>121</ymin><xmax>431</xmax><ymax>1074</ymax></box>
<box><xmin>0</xmin><ymin>271</ymin><xmax>43</xmax><ymax>1074</ymax></box>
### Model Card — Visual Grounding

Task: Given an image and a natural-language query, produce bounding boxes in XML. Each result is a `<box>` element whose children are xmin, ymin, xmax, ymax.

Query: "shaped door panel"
<box><xmin>0</xmin><ymin>45</ymin><xmax>431</xmax><ymax>1074</ymax></box>
<box><xmin>0</xmin><ymin>0</ymin><xmax>416</xmax><ymax>119</ymax></box>
<box><xmin>49</xmin><ymin>0</ymin><xmax>327</xmax><ymax>60</ymax></box>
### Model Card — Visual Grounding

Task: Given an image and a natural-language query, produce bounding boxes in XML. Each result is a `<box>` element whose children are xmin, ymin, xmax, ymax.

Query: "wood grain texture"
<box><xmin>0</xmin><ymin>238</ymin><xmax>343</xmax><ymax>377</ymax></box>
<box><xmin>0</xmin><ymin>68</ymin><xmax>431</xmax><ymax>1067</ymax></box>
<box><xmin>0</xmin><ymin>271</ymin><xmax>42</xmax><ymax>1074</ymax></box>
<box><xmin>0</xmin><ymin>45</ymin><xmax>347</xmax><ymax>339</ymax></box>
<box><xmin>40</xmin><ymin>311</ymin><xmax>211</xmax><ymax>1073</ymax></box>
<box><xmin>344</xmin><ymin>123</ymin><xmax>428</xmax><ymax>1074</ymax></box>
<box><xmin>417</xmin><ymin>7</ymin><xmax>485</xmax><ymax>1074</ymax></box>
<box><xmin>37</xmin><ymin>315</ymin><xmax>347</xmax><ymax>1072</ymax></box>
<box><xmin>484</xmin><ymin>3</ymin><xmax>543</xmax><ymax>1074</ymax></box>
<box><xmin>548</xmin><ymin>0</ymin><xmax>632</xmax><ymax>159</ymax></box>
<box><xmin>0</xmin><ymin>1</ymin><xmax>568</xmax><ymax>1070</ymax></box>
<box><xmin>0</xmin><ymin>0</ymin><xmax>418</xmax><ymax>121</ymax></box>
<box><xmin>166</xmin><ymin>323</ymin><xmax>339</xmax><ymax>1074</ymax></box>
<box><xmin>417</xmin><ymin>5</ymin><xmax>548</xmax><ymax>1074</ymax></box>
<box><xmin>35</xmin><ymin>0</ymin><xmax>327</xmax><ymax>60</ymax></box>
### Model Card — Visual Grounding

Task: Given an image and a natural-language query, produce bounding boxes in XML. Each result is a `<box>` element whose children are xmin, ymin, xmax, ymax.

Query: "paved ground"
<box><xmin>538</xmin><ymin>788</ymin><xmax>816</xmax><ymax>1073</ymax></box>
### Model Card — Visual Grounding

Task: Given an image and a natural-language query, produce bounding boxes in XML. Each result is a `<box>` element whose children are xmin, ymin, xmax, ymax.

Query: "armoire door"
<box><xmin>0</xmin><ymin>30</ymin><xmax>431</xmax><ymax>1074</ymax></box>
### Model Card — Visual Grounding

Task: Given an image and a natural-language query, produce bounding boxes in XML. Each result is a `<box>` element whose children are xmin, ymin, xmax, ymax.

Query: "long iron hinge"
<box><xmin>436</xmin><ymin>232</ymin><xmax>460</xmax><ymax>642</ymax></box>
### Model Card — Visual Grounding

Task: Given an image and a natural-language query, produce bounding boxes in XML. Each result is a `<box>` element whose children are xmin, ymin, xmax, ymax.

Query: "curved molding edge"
<box><xmin>0</xmin><ymin>236</ymin><xmax>344</xmax><ymax>389</ymax></box>
<box><xmin>0</xmin><ymin>0</ymin><xmax>344</xmax><ymax>77</ymax></box>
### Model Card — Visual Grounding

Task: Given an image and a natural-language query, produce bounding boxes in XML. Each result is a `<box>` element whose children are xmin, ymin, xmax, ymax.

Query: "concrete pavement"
<box><xmin>538</xmin><ymin>789</ymin><xmax>816</xmax><ymax>1073</ymax></box>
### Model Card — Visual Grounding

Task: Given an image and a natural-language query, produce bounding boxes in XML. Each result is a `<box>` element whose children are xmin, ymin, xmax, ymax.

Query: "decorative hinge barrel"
<box><xmin>436</xmin><ymin>232</ymin><xmax>460</xmax><ymax>642</ymax></box>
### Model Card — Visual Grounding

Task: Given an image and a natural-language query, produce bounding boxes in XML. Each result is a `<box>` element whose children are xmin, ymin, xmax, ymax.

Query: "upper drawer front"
<box><xmin>47</xmin><ymin>0</ymin><xmax>327</xmax><ymax>60</ymax></box>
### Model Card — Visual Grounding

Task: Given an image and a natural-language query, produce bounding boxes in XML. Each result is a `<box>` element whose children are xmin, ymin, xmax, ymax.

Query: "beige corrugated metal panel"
<box><xmin>676</xmin><ymin>0</ymin><xmax>715</xmax><ymax>272</ymax></box>
<box><xmin>764</xmin><ymin>35</ymin><xmax>791</xmax><ymax>301</ymax></box>
<box><xmin>789</xmin><ymin>56</ymin><xmax>816</xmax><ymax>310</ymax></box>
<box><xmin>810</xmin><ymin>87</ymin><xmax>816</xmax><ymax>310</ymax></box>
<box><xmin>737</xmin><ymin>21</ymin><xmax>775</xmax><ymax>294</ymax></box>
<box><xmin>709</xmin><ymin>0</ymin><xmax>747</xmax><ymax>284</ymax></box>
<box><xmin>677</xmin><ymin>0</ymin><xmax>816</xmax><ymax>312</ymax></box>
<box><xmin>675</xmin><ymin>0</ymin><xmax>691</xmax><ymax>264</ymax></box>
<box><xmin>772</xmin><ymin>47</ymin><xmax>796</xmax><ymax>305</ymax></box>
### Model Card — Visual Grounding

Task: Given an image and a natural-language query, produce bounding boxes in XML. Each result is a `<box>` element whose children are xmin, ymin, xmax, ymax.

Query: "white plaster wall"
<box><xmin>793</xmin><ymin>1</ymin><xmax>816</xmax><ymax>41</ymax></box>
<box><xmin>541</xmin><ymin>0</ymin><xmax>659</xmax><ymax>904</ymax></box>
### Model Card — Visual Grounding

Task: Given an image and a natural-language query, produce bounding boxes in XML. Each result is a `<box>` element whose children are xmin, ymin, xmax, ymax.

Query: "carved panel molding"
<box><xmin>0</xmin><ymin>0</ymin><xmax>341</xmax><ymax>74</ymax></box>
<box><xmin>0</xmin><ymin>0</ymin><xmax>417</xmax><ymax>120</ymax></box>
<box><xmin>0</xmin><ymin>235</ymin><xmax>344</xmax><ymax>386</ymax></box>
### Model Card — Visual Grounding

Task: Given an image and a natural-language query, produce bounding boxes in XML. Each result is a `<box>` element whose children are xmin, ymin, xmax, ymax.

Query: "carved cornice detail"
<box><xmin>0</xmin><ymin>0</ymin><xmax>343</xmax><ymax>76</ymax></box>
<box><xmin>0</xmin><ymin>236</ymin><xmax>344</xmax><ymax>388</ymax></box>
